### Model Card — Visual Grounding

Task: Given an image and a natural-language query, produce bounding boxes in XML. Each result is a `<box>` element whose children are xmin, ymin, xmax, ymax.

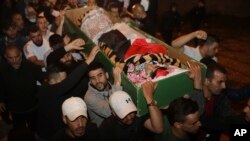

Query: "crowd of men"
<box><xmin>0</xmin><ymin>0</ymin><xmax>250</xmax><ymax>141</ymax></box>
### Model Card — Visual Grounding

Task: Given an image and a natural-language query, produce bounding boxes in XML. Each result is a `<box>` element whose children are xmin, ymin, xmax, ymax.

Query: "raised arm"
<box><xmin>171</xmin><ymin>30</ymin><xmax>207</xmax><ymax>50</ymax></box>
<box><xmin>143</xmin><ymin>81</ymin><xmax>164</xmax><ymax>134</ymax></box>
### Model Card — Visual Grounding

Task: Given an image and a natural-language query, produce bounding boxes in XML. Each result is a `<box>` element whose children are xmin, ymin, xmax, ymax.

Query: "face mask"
<box><xmin>29</xmin><ymin>18</ymin><xmax>37</xmax><ymax>23</ymax></box>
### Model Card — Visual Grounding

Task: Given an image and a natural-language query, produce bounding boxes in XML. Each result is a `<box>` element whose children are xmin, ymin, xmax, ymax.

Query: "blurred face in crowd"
<box><xmin>205</xmin><ymin>70</ymin><xmax>226</xmax><ymax>95</ymax></box>
<box><xmin>29</xmin><ymin>31</ymin><xmax>43</xmax><ymax>46</ymax></box>
<box><xmin>110</xmin><ymin>7</ymin><xmax>119</xmax><ymax>17</ymax></box>
<box><xmin>25</xmin><ymin>6</ymin><xmax>37</xmax><ymax>23</ymax></box>
<box><xmin>37</xmin><ymin>17</ymin><xmax>49</xmax><ymax>33</ymax></box>
<box><xmin>12</xmin><ymin>13</ymin><xmax>24</xmax><ymax>30</ymax></box>
<box><xmin>118</xmin><ymin>112</ymin><xmax>137</xmax><ymax>125</ymax></box>
<box><xmin>177</xmin><ymin>111</ymin><xmax>201</xmax><ymax>134</ymax></box>
<box><xmin>243</xmin><ymin>99</ymin><xmax>250</xmax><ymax>122</ymax></box>
<box><xmin>88</xmin><ymin>68</ymin><xmax>109</xmax><ymax>91</ymax></box>
<box><xmin>204</xmin><ymin>42</ymin><xmax>219</xmax><ymax>58</ymax></box>
<box><xmin>4</xmin><ymin>26</ymin><xmax>18</xmax><ymax>39</ymax></box>
<box><xmin>64</xmin><ymin>116</ymin><xmax>87</xmax><ymax>137</ymax></box>
<box><xmin>132</xmin><ymin>4</ymin><xmax>147</xmax><ymax>20</ymax></box>
<box><xmin>4</xmin><ymin>46</ymin><xmax>23</xmax><ymax>69</ymax></box>
<box><xmin>60</xmin><ymin>52</ymin><xmax>74</xmax><ymax>66</ymax></box>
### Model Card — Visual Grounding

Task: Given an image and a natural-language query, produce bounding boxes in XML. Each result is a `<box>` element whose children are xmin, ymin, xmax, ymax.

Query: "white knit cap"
<box><xmin>62</xmin><ymin>97</ymin><xmax>87</xmax><ymax>121</ymax></box>
<box><xmin>109</xmin><ymin>91</ymin><xmax>137</xmax><ymax>119</ymax></box>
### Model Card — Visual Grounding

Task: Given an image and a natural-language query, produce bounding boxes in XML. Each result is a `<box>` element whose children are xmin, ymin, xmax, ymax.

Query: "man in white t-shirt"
<box><xmin>24</xmin><ymin>25</ymin><xmax>51</xmax><ymax>67</ymax></box>
<box><xmin>171</xmin><ymin>30</ymin><xmax>219</xmax><ymax>62</ymax></box>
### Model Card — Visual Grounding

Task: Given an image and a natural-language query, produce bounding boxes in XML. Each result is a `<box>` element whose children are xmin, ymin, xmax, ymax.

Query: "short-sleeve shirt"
<box><xmin>183</xmin><ymin>45</ymin><xmax>217</xmax><ymax>62</ymax></box>
<box><xmin>23</xmin><ymin>38</ymin><xmax>51</xmax><ymax>61</ymax></box>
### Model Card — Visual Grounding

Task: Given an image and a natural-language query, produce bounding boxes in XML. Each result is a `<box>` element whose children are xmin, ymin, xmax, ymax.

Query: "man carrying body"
<box><xmin>171</xmin><ymin>30</ymin><xmax>219</xmax><ymax>62</ymax></box>
<box><xmin>52</xmin><ymin>97</ymin><xmax>99</xmax><ymax>141</ymax></box>
<box><xmin>84</xmin><ymin>62</ymin><xmax>122</xmax><ymax>127</ymax></box>
<box><xmin>99</xmin><ymin>81</ymin><xmax>163</xmax><ymax>141</ymax></box>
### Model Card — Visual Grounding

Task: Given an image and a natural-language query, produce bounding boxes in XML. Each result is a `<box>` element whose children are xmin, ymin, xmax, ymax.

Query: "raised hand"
<box><xmin>142</xmin><ymin>81</ymin><xmax>157</xmax><ymax>103</ymax></box>
<box><xmin>113</xmin><ymin>66</ymin><xmax>122</xmax><ymax>86</ymax></box>
<box><xmin>194</xmin><ymin>30</ymin><xmax>207</xmax><ymax>40</ymax></box>
<box><xmin>85</xmin><ymin>46</ymin><xmax>100</xmax><ymax>64</ymax></box>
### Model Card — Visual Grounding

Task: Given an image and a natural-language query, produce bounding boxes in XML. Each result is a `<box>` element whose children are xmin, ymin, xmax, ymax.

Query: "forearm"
<box><xmin>147</xmin><ymin>104</ymin><xmax>164</xmax><ymax>133</ymax></box>
<box><xmin>30</xmin><ymin>59</ymin><xmax>45</xmax><ymax>67</ymax></box>
<box><xmin>171</xmin><ymin>31</ymin><xmax>196</xmax><ymax>48</ymax></box>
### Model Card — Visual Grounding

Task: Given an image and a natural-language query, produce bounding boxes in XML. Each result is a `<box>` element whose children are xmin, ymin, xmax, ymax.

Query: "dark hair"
<box><xmin>28</xmin><ymin>24</ymin><xmax>39</xmax><ymax>34</ymax></box>
<box><xmin>49</xmin><ymin>34</ymin><xmax>64</xmax><ymax>50</ymax></box>
<box><xmin>87</xmin><ymin>62</ymin><xmax>105</xmax><ymax>75</ymax></box>
<box><xmin>200</xmin><ymin>57</ymin><xmax>217</xmax><ymax>66</ymax></box>
<box><xmin>107</xmin><ymin>2</ymin><xmax>120</xmax><ymax>11</ymax></box>
<box><xmin>46</xmin><ymin>63</ymin><xmax>67</xmax><ymax>80</ymax></box>
<box><xmin>2</xmin><ymin>21</ymin><xmax>16</xmax><ymax>31</ymax></box>
<box><xmin>206</xmin><ymin>63</ymin><xmax>227</xmax><ymax>79</ymax></box>
<box><xmin>200</xmin><ymin>34</ymin><xmax>219</xmax><ymax>47</ymax></box>
<box><xmin>167</xmin><ymin>97</ymin><xmax>199</xmax><ymax>126</ymax></box>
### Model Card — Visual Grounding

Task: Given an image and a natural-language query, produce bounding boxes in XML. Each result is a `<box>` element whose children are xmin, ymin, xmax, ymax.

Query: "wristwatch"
<box><xmin>147</xmin><ymin>100</ymin><xmax>157</xmax><ymax>107</ymax></box>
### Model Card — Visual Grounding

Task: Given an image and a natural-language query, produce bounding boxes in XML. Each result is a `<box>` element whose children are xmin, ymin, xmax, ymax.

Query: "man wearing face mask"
<box><xmin>24</xmin><ymin>5</ymin><xmax>38</xmax><ymax>26</ymax></box>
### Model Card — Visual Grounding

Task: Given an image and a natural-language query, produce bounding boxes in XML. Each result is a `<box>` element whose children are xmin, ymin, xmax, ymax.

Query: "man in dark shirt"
<box><xmin>52</xmin><ymin>97</ymin><xmax>99</xmax><ymax>141</ymax></box>
<box><xmin>99</xmin><ymin>81</ymin><xmax>163</xmax><ymax>141</ymax></box>
<box><xmin>36</xmin><ymin>45</ymin><xmax>99</xmax><ymax>140</ymax></box>
<box><xmin>0</xmin><ymin>45</ymin><xmax>43</xmax><ymax>130</ymax></box>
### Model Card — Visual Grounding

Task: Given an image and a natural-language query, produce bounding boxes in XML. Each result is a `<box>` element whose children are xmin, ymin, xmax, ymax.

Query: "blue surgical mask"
<box><xmin>29</xmin><ymin>18</ymin><xmax>36</xmax><ymax>23</ymax></box>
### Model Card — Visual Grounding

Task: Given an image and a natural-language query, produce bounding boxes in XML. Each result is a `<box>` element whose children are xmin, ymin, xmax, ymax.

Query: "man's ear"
<box><xmin>63</xmin><ymin>116</ymin><xmax>67</xmax><ymax>124</ymax></box>
<box><xmin>105</xmin><ymin>72</ymin><xmax>109</xmax><ymax>79</ymax></box>
<box><xmin>204</xmin><ymin>78</ymin><xmax>210</xmax><ymax>86</ymax></box>
<box><xmin>174</xmin><ymin>122</ymin><xmax>182</xmax><ymax>129</ymax></box>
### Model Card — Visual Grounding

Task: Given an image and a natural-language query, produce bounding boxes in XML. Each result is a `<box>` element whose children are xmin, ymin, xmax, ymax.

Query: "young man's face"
<box><xmin>4</xmin><ymin>26</ymin><xmax>18</xmax><ymax>39</ymax></box>
<box><xmin>64</xmin><ymin>116</ymin><xmax>87</xmax><ymax>137</ymax></box>
<box><xmin>243</xmin><ymin>99</ymin><xmax>250</xmax><ymax>122</ymax></box>
<box><xmin>88</xmin><ymin>68</ymin><xmax>109</xmax><ymax>91</ymax></box>
<box><xmin>180</xmin><ymin>111</ymin><xmax>201</xmax><ymax>133</ymax></box>
<box><xmin>60</xmin><ymin>52</ymin><xmax>74</xmax><ymax>66</ymax></box>
<box><xmin>204</xmin><ymin>42</ymin><xmax>219</xmax><ymax>58</ymax></box>
<box><xmin>120</xmin><ymin>112</ymin><xmax>137</xmax><ymax>125</ymax></box>
<box><xmin>37</xmin><ymin>17</ymin><xmax>48</xmax><ymax>32</ymax></box>
<box><xmin>29</xmin><ymin>31</ymin><xmax>43</xmax><ymax>46</ymax></box>
<box><xmin>206</xmin><ymin>70</ymin><xmax>227</xmax><ymax>95</ymax></box>
<box><xmin>12</xmin><ymin>13</ymin><xmax>24</xmax><ymax>28</ymax></box>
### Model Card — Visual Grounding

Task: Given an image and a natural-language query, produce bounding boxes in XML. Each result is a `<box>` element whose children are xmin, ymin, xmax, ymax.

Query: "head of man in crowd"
<box><xmin>204</xmin><ymin>63</ymin><xmax>227</xmax><ymax>95</ymax></box>
<box><xmin>87</xmin><ymin>62</ymin><xmax>109</xmax><ymax>91</ymax></box>
<box><xmin>2</xmin><ymin>23</ymin><xmax>18</xmax><ymax>40</ymax></box>
<box><xmin>200</xmin><ymin>35</ymin><xmax>219</xmax><ymax>59</ymax></box>
<box><xmin>46</xmin><ymin>63</ymin><xmax>67</xmax><ymax>84</ymax></box>
<box><xmin>11</xmin><ymin>12</ymin><xmax>25</xmax><ymax>32</ymax></box>
<box><xmin>243</xmin><ymin>98</ymin><xmax>250</xmax><ymax>122</ymax></box>
<box><xmin>36</xmin><ymin>16</ymin><xmax>49</xmax><ymax>34</ymax></box>
<box><xmin>167</xmin><ymin>97</ymin><xmax>201</xmax><ymax>137</ymax></box>
<box><xmin>28</xmin><ymin>25</ymin><xmax>43</xmax><ymax>46</ymax></box>
<box><xmin>62</xmin><ymin>97</ymin><xmax>88</xmax><ymax>138</ymax></box>
<box><xmin>24</xmin><ymin>5</ymin><xmax>37</xmax><ymax>23</ymax></box>
<box><xmin>4</xmin><ymin>46</ymin><xmax>23</xmax><ymax>69</ymax></box>
<box><xmin>49</xmin><ymin>34</ymin><xmax>75</xmax><ymax>66</ymax></box>
<box><xmin>132</xmin><ymin>4</ymin><xmax>147</xmax><ymax>20</ymax></box>
<box><xmin>108</xmin><ymin>2</ymin><xmax>120</xmax><ymax>17</ymax></box>
<box><xmin>109</xmin><ymin>91</ymin><xmax>137</xmax><ymax>125</ymax></box>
